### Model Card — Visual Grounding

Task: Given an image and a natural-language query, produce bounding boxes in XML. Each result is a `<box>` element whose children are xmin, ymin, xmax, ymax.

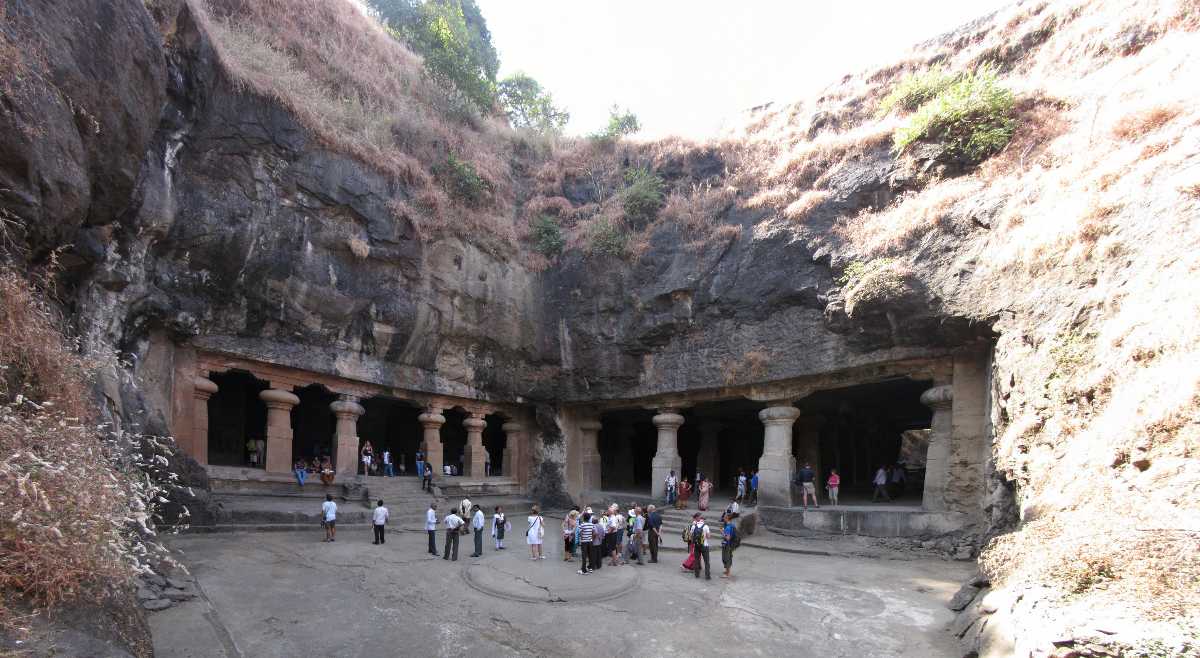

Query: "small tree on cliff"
<box><xmin>498</xmin><ymin>73</ymin><xmax>570</xmax><ymax>135</ymax></box>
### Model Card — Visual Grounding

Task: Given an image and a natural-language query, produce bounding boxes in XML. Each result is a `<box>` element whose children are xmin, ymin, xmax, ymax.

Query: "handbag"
<box><xmin>537</xmin><ymin>517</ymin><xmax>545</xmax><ymax>539</ymax></box>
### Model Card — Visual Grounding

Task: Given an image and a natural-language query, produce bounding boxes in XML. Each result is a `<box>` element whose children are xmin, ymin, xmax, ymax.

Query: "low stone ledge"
<box><xmin>758</xmin><ymin>505</ymin><xmax>969</xmax><ymax>538</ymax></box>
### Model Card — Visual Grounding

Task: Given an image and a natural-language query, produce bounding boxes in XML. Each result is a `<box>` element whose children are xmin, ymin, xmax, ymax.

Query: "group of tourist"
<box><xmin>424</xmin><ymin>499</ymin><xmax>511</xmax><ymax>560</ymax></box>
<box><xmin>294</xmin><ymin>456</ymin><xmax>336</xmax><ymax>487</ymax></box>
<box><xmin>663</xmin><ymin>468</ymin><xmax>759</xmax><ymax>510</ymax></box>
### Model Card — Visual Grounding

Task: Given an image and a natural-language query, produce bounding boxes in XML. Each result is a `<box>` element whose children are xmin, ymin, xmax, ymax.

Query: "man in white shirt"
<box><xmin>321</xmin><ymin>494</ymin><xmax>338</xmax><ymax>542</ymax></box>
<box><xmin>689</xmin><ymin>512</ymin><xmax>712</xmax><ymax>580</ymax></box>
<box><xmin>469</xmin><ymin>505</ymin><xmax>486</xmax><ymax>557</ymax></box>
<box><xmin>382</xmin><ymin>450</ymin><xmax>393</xmax><ymax>477</ymax></box>
<box><xmin>425</xmin><ymin>503</ymin><xmax>439</xmax><ymax>555</ymax></box>
<box><xmin>665</xmin><ymin>471</ymin><xmax>678</xmax><ymax>506</ymax></box>
<box><xmin>872</xmin><ymin>465</ymin><xmax>892</xmax><ymax>502</ymax></box>
<box><xmin>443</xmin><ymin>509</ymin><xmax>464</xmax><ymax>561</ymax></box>
<box><xmin>372</xmin><ymin>499</ymin><xmax>389</xmax><ymax>544</ymax></box>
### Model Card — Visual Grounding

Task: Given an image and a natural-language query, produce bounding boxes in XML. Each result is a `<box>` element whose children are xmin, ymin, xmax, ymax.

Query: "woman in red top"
<box><xmin>676</xmin><ymin>478</ymin><xmax>692</xmax><ymax>509</ymax></box>
<box><xmin>827</xmin><ymin>469</ymin><xmax>841</xmax><ymax>506</ymax></box>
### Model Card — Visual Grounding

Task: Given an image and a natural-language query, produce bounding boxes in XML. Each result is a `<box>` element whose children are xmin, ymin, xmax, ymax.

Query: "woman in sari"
<box><xmin>697</xmin><ymin>477</ymin><xmax>713</xmax><ymax>511</ymax></box>
<box><xmin>676</xmin><ymin>478</ymin><xmax>692</xmax><ymax>510</ymax></box>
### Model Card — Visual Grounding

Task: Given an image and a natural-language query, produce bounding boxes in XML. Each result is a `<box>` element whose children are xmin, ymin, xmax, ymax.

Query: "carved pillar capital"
<box><xmin>651</xmin><ymin>410</ymin><xmax>685</xmax><ymax>430</ymax></box>
<box><xmin>330</xmin><ymin>395</ymin><xmax>364</xmax><ymax>419</ymax></box>
<box><xmin>418</xmin><ymin>410</ymin><xmax>446</xmax><ymax>429</ymax></box>
<box><xmin>259</xmin><ymin>388</ymin><xmax>299</xmax><ymax>410</ymax></box>
<box><xmin>758</xmin><ymin>405</ymin><xmax>801</xmax><ymax>426</ymax></box>
<box><xmin>194</xmin><ymin>376</ymin><xmax>218</xmax><ymax>400</ymax></box>
<box><xmin>920</xmin><ymin>385</ymin><xmax>954</xmax><ymax>410</ymax></box>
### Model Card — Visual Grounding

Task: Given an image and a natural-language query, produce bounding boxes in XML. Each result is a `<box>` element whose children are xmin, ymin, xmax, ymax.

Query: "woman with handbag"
<box><xmin>526</xmin><ymin>505</ymin><xmax>545</xmax><ymax>560</ymax></box>
<box><xmin>561</xmin><ymin>510</ymin><xmax>578</xmax><ymax>562</ymax></box>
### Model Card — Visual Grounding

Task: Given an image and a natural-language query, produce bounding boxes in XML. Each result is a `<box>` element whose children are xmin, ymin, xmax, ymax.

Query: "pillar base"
<box><xmin>755</xmin><ymin>461</ymin><xmax>795</xmax><ymax>507</ymax></box>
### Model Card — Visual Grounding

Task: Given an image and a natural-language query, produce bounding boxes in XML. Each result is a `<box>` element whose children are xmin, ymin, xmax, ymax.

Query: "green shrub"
<box><xmin>893</xmin><ymin>64</ymin><xmax>1016</xmax><ymax>163</ymax></box>
<box><xmin>530</xmin><ymin>214</ymin><xmax>564</xmax><ymax>256</ymax></box>
<box><xmin>588</xmin><ymin>218</ymin><xmax>626</xmax><ymax>256</ymax></box>
<box><xmin>877</xmin><ymin>66</ymin><xmax>957</xmax><ymax>116</ymax></box>
<box><xmin>437</xmin><ymin>153</ymin><xmax>489</xmax><ymax>206</ymax></box>
<box><xmin>621</xmin><ymin>166</ymin><xmax>664</xmax><ymax>226</ymax></box>
<box><xmin>498</xmin><ymin>72</ymin><xmax>569</xmax><ymax>135</ymax></box>
<box><xmin>591</xmin><ymin>105</ymin><xmax>640</xmax><ymax>142</ymax></box>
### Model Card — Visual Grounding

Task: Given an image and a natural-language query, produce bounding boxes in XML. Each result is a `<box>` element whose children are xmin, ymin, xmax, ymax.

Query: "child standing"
<box><xmin>828</xmin><ymin>468</ymin><xmax>841</xmax><ymax>506</ymax></box>
<box><xmin>492</xmin><ymin>506</ymin><xmax>507</xmax><ymax>550</ymax></box>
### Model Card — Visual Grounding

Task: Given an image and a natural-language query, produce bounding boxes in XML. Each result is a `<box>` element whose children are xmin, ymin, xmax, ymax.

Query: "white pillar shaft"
<box><xmin>464</xmin><ymin>414</ymin><xmax>487</xmax><ymax>478</ymax></box>
<box><xmin>419</xmin><ymin>409</ymin><xmax>445</xmax><ymax>477</ymax></box>
<box><xmin>651</xmin><ymin>410</ymin><xmax>684</xmax><ymax>499</ymax></box>
<box><xmin>260</xmin><ymin>388</ymin><xmax>300</xmax><ymax>475</ymax></box>
<box><xmin>921</xmin><ymin>385</ymin><xmax>954</xmax><ymax>511</ymax></box>
<box><xmin>757</xmin><ymin>406</ymin><xmax>801</xmax><ymax>507</ymax></box>
<box><xmin>330</xmin><ymin>396</ymin><xmax>365</xmax><ymax>478</ymax></box>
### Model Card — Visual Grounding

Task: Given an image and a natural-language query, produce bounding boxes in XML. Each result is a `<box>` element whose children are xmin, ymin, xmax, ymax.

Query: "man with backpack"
<box><xmin>690</xmin><ymin>513</ymin><xmax>712</xmax><ymax>580</ymax></box>
<box><xmin>721</xmin><ymin>512</ymin><xmax>739</xmax><ymax>578</ymax></box>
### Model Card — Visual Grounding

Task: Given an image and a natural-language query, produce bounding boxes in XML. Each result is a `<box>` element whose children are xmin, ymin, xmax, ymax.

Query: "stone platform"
<box><xmin>758</xmin><ymin>504</ymin><xmax>969</xmax><ymax>538</ymax></box>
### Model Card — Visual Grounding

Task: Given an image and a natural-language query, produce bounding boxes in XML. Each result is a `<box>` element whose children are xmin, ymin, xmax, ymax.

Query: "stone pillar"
<box><xmin>330</xmin><ymin>395</ymin><xmax>365</xmax><ymax>479</ymax></box>
<box><xmin>464</xmin><ymin>412</ymin><xmax>487</xmax><ymax>478</ymax></box>
<box><xmin>259</xmin><ymin>388</ymin><xmax>299</xmax><ymax>475</ymax></box>
<box><xmin>921</xmin><ymin>385</ymin><xmax>954</xmax><ymax>511</ymax></box>
<box><xmin>757</xmin><ymin>404</ymin><xmax>801</xmax><ymax>507</ymax></box>
<box><xmin>501</xmin><ymin>422</ymin><xmax>524</xmax><ymax>480</ymax></box>
<box><xmin>650</xmin><ymin>409</ymin><xmax>684</xmax><ymax>500</ymax></box>
<box><xmin>192</xmin><ymin>376</ymin><xmax>218</xmax><ymax>466</ymax></box>
<box><xmin>696</xmin><ymin>421</ymin><xmax>721</xmax><ymax>485</ymax></box>
<box><xmin>579</xmin><ymin>420</ymin><xmax>602</xmax><ymax>493</ymax></box>
<box><xmin>419</xmin><ymin>407</ymin><xmax>446</xmax><ymax>478</ymax></box>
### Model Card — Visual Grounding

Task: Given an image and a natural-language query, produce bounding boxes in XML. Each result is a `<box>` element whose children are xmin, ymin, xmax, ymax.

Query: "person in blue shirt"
<box><xmin>720</xmin><ymin>512</ymin><xmax>737</xmax><ymax>578</ymax></box>
<box><xmin>749</xmin><ymin>470</ymin><xmax>759</xmax><ymax>506</ymax></box>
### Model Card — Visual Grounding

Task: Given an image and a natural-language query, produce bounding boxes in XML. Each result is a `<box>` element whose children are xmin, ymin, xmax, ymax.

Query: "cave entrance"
<box><xmin>290</xmin><ymin>384</ymin><xmax>336</xmax><ymax>466</ymax></box>
<box><xmin>597</xmin><ymin>409</ymin><xmax>656</xmax><ymax>493</ymax></box>
<box><xmin>441</xmin><ymin>409</ymin><xmax>468</xmax><ymax>476</ymax></box>
<box><xmin>483</xmin><ymin>413</ymin><xmax>507</xmax><ymax>476</ymax></box>
<box><xmin>684</xmin><ymin>399</ymin><xmax>765</xmax><ymax>495</ymax></box>
<box><xmin>206</xmin><ymin>370</ymin><xmax>268</xmax><ymax>467</ymax></box>
<box><xmin>358</xmin><ymin>396</ymin><xmax>422</xmax><ymax>475</ymax></box>
<box><xmin>798</xmin><ymin>378</ymin><xmax>932</xmax><ymax>505</ymax></box>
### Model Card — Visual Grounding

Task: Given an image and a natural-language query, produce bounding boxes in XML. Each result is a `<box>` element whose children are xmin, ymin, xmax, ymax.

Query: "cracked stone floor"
<box><xmin>151</xmin><ymin>529</ymin><xmax>972</xmax><ymax>657</ymax></box>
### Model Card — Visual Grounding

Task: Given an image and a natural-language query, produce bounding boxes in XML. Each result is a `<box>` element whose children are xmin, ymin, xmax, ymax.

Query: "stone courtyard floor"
<box><xmin>151</xmin><ymin>529</ymin><xmax>973</xmax><ymax>657</ymax></box>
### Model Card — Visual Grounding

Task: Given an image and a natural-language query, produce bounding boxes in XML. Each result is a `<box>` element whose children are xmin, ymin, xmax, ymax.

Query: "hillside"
<box><xmin>1</xmin><ymin>0</ymin><xmax>1198</xmax><ymax>654</ymax></box>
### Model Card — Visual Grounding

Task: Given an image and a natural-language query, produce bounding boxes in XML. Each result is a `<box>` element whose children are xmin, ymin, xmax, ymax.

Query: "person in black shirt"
<box><xmin>795</xmin><ymin>463</ymin><xmax>819</xmax><ymax>509</ymax></box>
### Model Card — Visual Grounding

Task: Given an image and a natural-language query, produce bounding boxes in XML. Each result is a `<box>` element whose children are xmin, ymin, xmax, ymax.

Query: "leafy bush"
<box><xmin>591</xmin><ymin>105</ymin><xmax>640</xmax><ymax>141</ymax></box>
<box><xmin>877</xmin><ymin>66</ymin><xmax>958</xmax><ymax>116</ymax></box>
<box><xmin>529</xmin><ymin>214</ymin><xmax>564</xmax><ymax>256</ymax></box>
<box><xmin>498</xmin><ymin>73</ymin><xmax>569</xmax><ymax>135</ymax></box>
<box><xmin>893</xmin><ymin>64</ymin><xmax>1016</xmax><ymax>163</ymax></box>
<box><xmin>588</xmin><ymin>218</ymin><xmax>626</xmax><ymax>256</ymax></box>
<box><xmin>621</xmin><ymin>166</ymin><xmax>664</xmax><ymax>226</ymax></box>
<box><xmin>437</xmin><ymin>153</ymin><xmax>489</xmax><ymax>206</ymax></box>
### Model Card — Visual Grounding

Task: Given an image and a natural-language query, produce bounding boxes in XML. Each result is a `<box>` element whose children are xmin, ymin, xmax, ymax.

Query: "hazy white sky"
<box><xmin>477</xmin><ymin>0</ymin><xmax>1009</xmax><ymax>138</ymax></box>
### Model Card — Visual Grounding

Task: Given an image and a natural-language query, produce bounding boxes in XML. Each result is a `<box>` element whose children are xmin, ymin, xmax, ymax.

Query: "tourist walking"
<box><xmin>676</xmin><ymin>478</ymin><xmax>692</xmax><ymax>509</ymax></box>
<box><xmin>646</xmin><ymin>504</ymin><xmax>662</xmax><ymax>563</ymax></box>
<box><xmin>426</xmin><ymin>503</ymin><xmax>439</xmax><ymax>555</ymax></box>
<box><xmin>827</xmin><ymin>468</ymin><xmax>840</xmax><ymax>505</ymax></box>
<box><xmin>697</xmin><ymin>477</ymin><xmax>713</xmax><ymax>511</ymax></box>
<box><xmin>422</xmin><ymin>462</ymin><xmax>432</xmax><ymax>491</ymax></box>
<box><xmin>562</xmin><ymin>510</ymin><xmax>578</xmax><ymax>562</ymax></box>
<box><xmin>576</xmin><ymin>513</ymin><xmax>595</xmax><ymax>574</ymax></box>
<box><xmin>527</xmin><ymin>505</ymin><xmax>545</xmax><ymax>560</ymax></box>
<box><xmin>294</xmin><ymin>459</ymin><xmax>307</xmax><ymax>487</ymax></box>
<box><xmin>492</xmin><ymin>506</ymin><xmax>507</xmax><ymax>550</ymax></box>
<box><xmin>415</xmin><ymin>449</ymin><xmax>424</xmax><ymax>481</ymax></box>
<box><xmin>443</xmin><ymin>507</ymin><xmax>464</xmax><ymax>560</ymax></box>
<box><xmin>689</xmin><ymin>513</ymin><xmax>712</xmax><ymax>580</ymax></box>
<box><xmin>470</xmin><ymin>504</ymin><xmax>485</xmax><ymax>557</ymax></box>
<box><xmin>749</xmin><ymin>469</ymin><xmax>759</xmax><ymax>505</ymax></box>
<box><xmin>665</xmin><ymin>470</ymin><xmax>678</xmax><ymax>506</ymax></box>
<box><xmin>382</xmin><ymin>450</ymin><xmax>393</xmax><ymax>477</ymax></box>
<box><xmin>459</xmin><ymin>497</ymin><xmax>473</xmax><ymax>520</ymax></box>
<box><xmin>720</xmin><ymin>512</ymin><xmax>737</xmax><ymax>578</ymax></box>
<box><xmin>321</xmin><ymin>494</ymin><xmax>337</xmax><ymax>542</ymax></box>
<box><xmin>590</xmin><ymin>511</ymin><xmax>605</xmax><ymax>571</ymax></box>
<box><xmin>796</xmin><ymin>462</ymin><xmax>819</xmax><ymax>509</ymax></box>
<box><xmin>736</xmin><ymin>469</ymin><xmax>746</xmax><ymax>503</ymax></box>
<box><xmin>872</xmin><ymin>465</ymin><xmax>892</xmax><ymax>502</ymax></box>
<box><xmin>372</xmin><ymin>499</ymin><xmax>389</xmax><ymax>544</ymax></box>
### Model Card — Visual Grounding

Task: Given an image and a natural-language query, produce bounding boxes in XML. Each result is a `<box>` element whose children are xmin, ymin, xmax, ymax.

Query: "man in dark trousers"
<box><xmin>645</xmin><ymin>504</ymin><xmax>662</xmax><ymax>563</ymax></box>
<box><xmin>690</xmin><ymin>513</ymin><xmax>712</xmax><ymax>580</ymax></box>
<box><xmin>425</xmin><ymin>503</ymin><xmax>439</xmax><ymax>555</ymax></box>
<box><xmin>443</xmin><ymin>507</ymin><xmax>464</xmax><ymax>561</ymax></box>
<box><xmin>469</xmin><ymin>504</ymin><xmax>485</xmax><ymax>558</ymax></box>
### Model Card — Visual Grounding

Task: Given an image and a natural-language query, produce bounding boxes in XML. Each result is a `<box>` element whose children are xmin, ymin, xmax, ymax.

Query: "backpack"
<box><xmin>691</xmin><ymin>524</ymin><xmax>704</xmax><ymax>545</ymax></box>
<box><xmin>728</xmin><ymin>525</ymin><xmax>741</xmax><ymax>550</ymax></box>
<box><xmin>681</xmin><ymin>526</ymin><xmax>692</xmax><ymax>543</ymax></box>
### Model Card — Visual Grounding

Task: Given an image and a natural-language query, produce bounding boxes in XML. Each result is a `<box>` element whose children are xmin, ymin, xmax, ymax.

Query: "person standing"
<box><xmin>469</xmin><ymin>505</ymin><xmax>485</xmax><ymax>557</ymax></box>
<box><xmin>426</xmin><ymin>503</ymin><xmax>439</xmax><ymax>555</ymax></box>
<box><xmin>562</xmin><ymin>510</ymin><xmax>578</xmax><ymax>562</ymax></box>
<box><xmin>372</xmin><ymin>499</ymin><xmax>389</xmax><ymax>545</ymax></box>
<box><xmin>321</xmin><ymin>494</ymin><xmax>337</xmax><ymax>542</ymax></box>
<box><xmin>443</xmin><ymin>507</ymin><xmax>464</xmax><ymax>561</ymax></box>
<box><xmin>645</xmin><ymin>504</ymin><xmax>662</xmax><ymax>563</ymax></box>
<box><xmin>749</xmin><ymin>469</ymin><xmax>760</xmax><ymax>506</ymax></box>
<box><xmin>665</xmin><ymin>470</ymin><xmax>678</xmax><ymax>506</ymax></box>
<box><xmin>827</xmin><ymin>469</ymin><xmax>841</xmax><ymax>506</ymax></box>
<box><xmin>796</xmin><ymin>462</ymin><xmax>819</xmax><ymax>509</ymax></box>
<box><xmin>872</xmin><ymin>465</ymin><xmax>892</xmax><ymax>502</ymax></box>
<box><xmin>697</xmin><ymin>477</ymin><xmax>713</xmax><ymax>511</ymax></box>
<box><xmin>590</xmin><ymin>513</ymin><xmax>605</xmax><ymax>572</ymax></box>
<box><xmin>677</xmin><ymin>478</ymin><xmax>692</xmax><ymax>509</ymax></box>
<box><xmin>294</xmin><ymin>459</ymin><xmax>307</xmax><ymax>487</ymax></box>
<box><xmin>459</xmin><ymin>497</ymin><xmax>473</xmax><ymax>520</ymax></box>
<box><xmin>527</xmin><ymin>505</ymin><xmax>545</xmax><ymax>560</ymax></box>
<box><xmin>736</xmin><ymin>469</ymin><xmax>747</xmax><ymax>503</ymax></box>
<box><xmin>631</xmin><ymin>507</ymin><xmax>645</xmax><ymax>565</ymax></box>
<box><xmin>415</xmin><ymin>449</ymin><xmax>425</xmax><ymax>481</ymax></box>
<box><xmin>422</xmin><ymin>462</ymin><xmax>433</xmax><ymax>491</ymax></box>
<box><xmin>484</xmin><ymin>452</ymin><xmax>492</xmax><ymax>477</ymax></box>
<box><xmin>690</xmin><ymin>513</ymin><xmax>711</xmax><ymax>580</ymax></box>
<box><xmin>492</xmin><ymin>506</ymin><xmax>507</xmax><ymax>550</ymax></box>
<box><xmin>576</xmin><ymin>513</ymin><xmax>595</xmax><ymax>574</ymax></box>
<box><xmin>382</xmin><ymin>450</ymin><xmax>393</xmax><ymax>477</ymax></box>
<box><xmin>320</xmin><ymin>456</ymin><xmax>335</xmax><ymax>485</ymax></box>
<box><xmin>720</xmin><ymin>512</ymin><xmax>736</xmax><ymax>579</ymax></box>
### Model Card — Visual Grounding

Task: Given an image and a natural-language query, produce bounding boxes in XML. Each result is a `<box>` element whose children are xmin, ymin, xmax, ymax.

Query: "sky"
<box><xmin>477</xmin><ymin>0</ymin><xmax>1010</xmax><ymax>139</ymax></box>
